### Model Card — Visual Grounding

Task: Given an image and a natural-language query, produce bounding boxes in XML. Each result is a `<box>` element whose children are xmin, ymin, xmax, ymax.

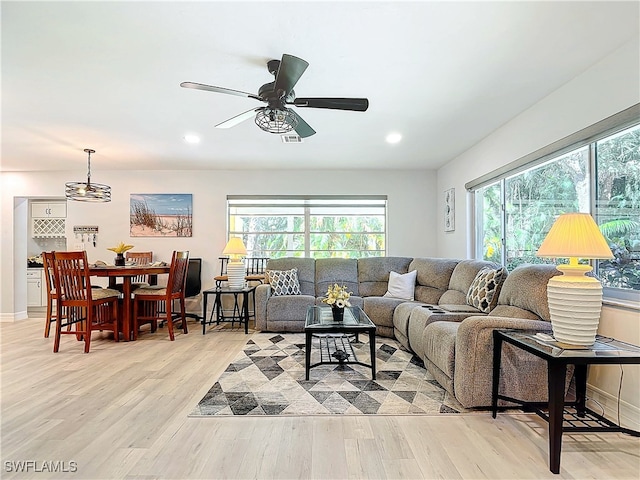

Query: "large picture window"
<box><xmin>473</xmin><ymin>118</ymin><xmax>640</xmax><ymax>302</ymax></box>
<box><xmin>227</xmin><ymin>196</ymin><xmax>386</xmax><ymax>258</ymax></box>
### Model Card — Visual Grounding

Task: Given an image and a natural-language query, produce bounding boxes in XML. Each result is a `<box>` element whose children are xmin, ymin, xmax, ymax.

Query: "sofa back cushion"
<box><xmin>410</xmin><ymin>258</ymin><xmax>459</xmax><ymax>304</ymax></box>
<box><xmin>316</xmin><ymin>258</ymin><xmax>359</xmax><ymax>297</ymax></box>
<box><xmin>439</xmin><ymin>259</ymin><xmax>500</xmax><ymax>305</ymax></box>
<box><xmin>491</xmin><ymin>264</ymin><xmax>561</xmax><ymax>321</ymax></box>
<box><xmin>357</xmin><ymin>257</ymin><xmax>412</xmax><ymax>297</ymax></box>
<box><xmin>266</xmin><ymin>258</ymin><xmax>316</xmax><ymax>296</ymax></box>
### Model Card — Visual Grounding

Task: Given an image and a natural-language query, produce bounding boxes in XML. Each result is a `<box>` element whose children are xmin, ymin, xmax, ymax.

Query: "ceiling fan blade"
<box><xmin>180</xmin><ymin>82</ymin><xmax>263</xmax><ymax>102</ymax></box>
<box><xmin>291</xmin><ymin>97</ymin><xmax>369</xmax><ymax>112</ymax></box>
<box><xmin>291</xmin><ymin>111</ymin><xmax>316</xmax><ymax>138</ymax></box>
<box><xmin>274</xmin><ymin>54</ymin><xmax>309</xmax><ymax>95</ymax></box>
<box><xmin>215</xmin><ymin>108</ymin><xmax>262</xmax><ymax>129</ymax></box>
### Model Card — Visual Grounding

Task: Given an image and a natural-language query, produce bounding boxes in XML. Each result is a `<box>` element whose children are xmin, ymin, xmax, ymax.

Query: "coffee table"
<box><xmin>304</xmin><ymin>306</ymin><xmax>377</xmax><ymax>380</ymax></box>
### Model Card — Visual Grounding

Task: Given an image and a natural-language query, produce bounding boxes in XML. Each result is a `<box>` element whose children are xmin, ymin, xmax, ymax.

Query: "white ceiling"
<box><xmin>2</xmin><ymin>1</ymin><xmax>639</xmax><ymax>172</ymax></box>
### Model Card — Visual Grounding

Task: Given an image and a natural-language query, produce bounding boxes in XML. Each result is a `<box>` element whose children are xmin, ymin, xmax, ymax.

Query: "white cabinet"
<box><xmin>31</xmin><ymin>201</ymin><xmax>66</xmax><ymax>238</ymax></box>
<box><xmin>27</xmin><ymin>269</ymin><xmax>45</xmax><ymax>307</ymax></box>
<box><xmin>31</xmin><ymin>202</ymin><xmax>66</xmax><ymax>218</ymax></box>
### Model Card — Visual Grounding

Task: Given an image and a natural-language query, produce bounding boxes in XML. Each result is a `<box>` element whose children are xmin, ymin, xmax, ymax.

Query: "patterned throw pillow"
<box><xmin>466</xmin><ymin>267</ymin><xmax>506</xmax><ymax>313</ymax></box>
<box><xmin>266</xmin><ymin>268</ymin><xmax>302</xmax><ymax>296</ymax></box>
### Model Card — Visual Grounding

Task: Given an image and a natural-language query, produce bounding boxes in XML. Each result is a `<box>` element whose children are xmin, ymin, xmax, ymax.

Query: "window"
<box><xmin>472</xmin><ymin>113</ymin><xmax>640</xmax><ymax>303</ymax></box>
<box><xmin>227</xmin><ymin>196</ymin><xmax>386</xmax><ymax>258</ymax></box>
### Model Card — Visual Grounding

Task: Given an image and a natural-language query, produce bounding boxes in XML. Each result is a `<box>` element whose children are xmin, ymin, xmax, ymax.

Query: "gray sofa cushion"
<box><xmin>402</xmin><ymin>305</ymin><xmax>483</xmax><ymax>357</ymax></box>
<box><xmin>363</xmin><ymin>296</ymin><xmax>405</xmax><ymax>335</ymax></box>
<box><xmin>266</xmin><ymin>258</ymin><xmax>316</xmax><ymax>296</ymax></box>
<box><xmin>315</xmin><ymin>258</ymin><xmax>359</xmax><ymax>298</ymax></box>
<box><xmin>266</xmin><ymin>294</ymin><xmax>316</xmax><ymax>323</ymax></box>
<box><xmin>410</xmin><ymin>258</ymin><xmax>459</xmax><ymax>304</ymax></box>
<box><xmin>439</xmin><ymin>259</ymin><xmax>500</xmax><ymax>305</ymax></box>
<box><xmin>491</xmin><ymin>264</ymin><xmax>560</xmax><ymax>321</ymax></box>
<box><xmin>358</xmin><ymin>257</ymin><xmax>412</xmax><ymax>297</ymax></box>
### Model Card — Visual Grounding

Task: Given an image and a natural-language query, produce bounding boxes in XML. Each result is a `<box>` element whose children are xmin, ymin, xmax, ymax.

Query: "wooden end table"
<box><xmin>492</xmin><ymin>330</ymin><xmax>640</xmax><ymax>474</ymax></box>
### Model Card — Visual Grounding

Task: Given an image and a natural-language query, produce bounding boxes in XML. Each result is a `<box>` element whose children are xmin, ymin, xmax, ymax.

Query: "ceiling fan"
<box><xmin>180</xmin><ymin>54</ymin><xmax>369</xmax><ymax>138</ymax></box>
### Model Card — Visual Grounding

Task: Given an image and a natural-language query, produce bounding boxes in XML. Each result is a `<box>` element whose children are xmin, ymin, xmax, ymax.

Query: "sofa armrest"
<box><xmin>255</xmin><ymin>283</ymin><xmax>272</xmax><ymax>331</ymax></box>
<box><xmin>453</xmin><ymin>315</ymin><xmax>553</xmax><ymax>408</ymax></box>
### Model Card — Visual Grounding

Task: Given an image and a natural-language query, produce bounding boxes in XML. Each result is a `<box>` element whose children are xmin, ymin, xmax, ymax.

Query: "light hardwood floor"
<box><xmin>1</xmin><ymin>316</ymin><xmax>638</xmax><ymax>480</ymax></box>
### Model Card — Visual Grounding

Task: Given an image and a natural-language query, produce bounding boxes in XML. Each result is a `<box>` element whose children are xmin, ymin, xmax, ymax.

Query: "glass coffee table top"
<box><xmin>305</xmin><ymin>306</ymin><xmax>375</xmax><ymax>331</ymax></box>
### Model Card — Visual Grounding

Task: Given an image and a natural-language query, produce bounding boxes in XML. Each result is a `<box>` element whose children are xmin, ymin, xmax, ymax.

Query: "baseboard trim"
<box><xmin>0</xmin><ymin>311</ymin><xmax>28</xmax><ymax>322</ymax></box>
<box><xmin>587</xmin><ymin>383</ymin><xmax>640</xmax><ymax>431</ymax></box>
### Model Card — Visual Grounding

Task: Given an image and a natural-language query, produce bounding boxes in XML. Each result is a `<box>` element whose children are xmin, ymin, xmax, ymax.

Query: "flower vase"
<box><xmin>114</xmin><ymin>253</ymin><xmax>125</xmax><ymax>266</ymax></box>
<box><xmin>331</xmin><ymin>306</ymin><xmax>344</xmax><ymax>322</ymax></box>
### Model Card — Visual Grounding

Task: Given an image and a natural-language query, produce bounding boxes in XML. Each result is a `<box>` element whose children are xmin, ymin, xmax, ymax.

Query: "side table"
<box><xmin>201</xmin><ymin>285</ymin><xmax>257</xmax><ymax>334</ymax></box>
<box><xmin>492</xmin><ymin>330</ymin><xmax>640</xmax><ymax>474</ymax></box>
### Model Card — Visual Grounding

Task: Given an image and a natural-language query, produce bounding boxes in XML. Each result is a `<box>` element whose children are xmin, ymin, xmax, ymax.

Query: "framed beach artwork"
<box><xmin>444</xmin><ymin>188</ymin><xmax>455</xmax><ymax>232</ymax></box>
<box><xmin>130</xmin><ymin>193</ymin><xmax>193</xmax><ymax>237</ymax></box>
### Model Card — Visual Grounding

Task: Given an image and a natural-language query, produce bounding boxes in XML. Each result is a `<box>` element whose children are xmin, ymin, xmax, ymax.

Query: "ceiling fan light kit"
<box><xmin>65</xmin><ymin>148</ymin><xmax>112</xmax><ymax>203</ymax></box>
<box><xmin>181</xmin><ymin>54</ymin><xmax>368</xmax><ymax>138</ymax></box>
<box><xmin>255</xmin><ymin>107</ymin><xmax>298</xmax><ymax>134</ymax></box>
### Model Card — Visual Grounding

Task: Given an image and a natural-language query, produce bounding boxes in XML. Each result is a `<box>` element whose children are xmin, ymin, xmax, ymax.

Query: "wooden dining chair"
<box><xmin>112</xmin><ymin>251</ymin><xmax>153</xmax><ymax>292</ymax></box>
<box><xmin>51</xmin><ymin>251</ymin><xmax>120</xmax><ymax>353</ymax></box>
<box><xmin>132</xmin><ymin>250</ymin><xmax>189</xmax><ymax>341</ymax></box>
<box><xmin>214</xmin><ymin>256</ymin><xmax>269</xmax><ymax>287</ymax></box>
<box><xmin>42</xmin><ymin>251</ymin><xmax>63</xmax><ymax>338</ymax></box>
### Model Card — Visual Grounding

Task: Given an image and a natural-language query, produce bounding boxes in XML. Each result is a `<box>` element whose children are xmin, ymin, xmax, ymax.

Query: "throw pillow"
<box><xmin>266</xmin><ymin>268</ymin><xmax>301</xmax><ymax>296</ymax></box>
<box><xmin>466</xmin><ymin>267</ymin><xmax>506</xmax><ymax>313</ymax></box>
<box><xmin>383</xmin><ymin>270</ymin><xmax>417</xmax><ymax>300</ymax></box>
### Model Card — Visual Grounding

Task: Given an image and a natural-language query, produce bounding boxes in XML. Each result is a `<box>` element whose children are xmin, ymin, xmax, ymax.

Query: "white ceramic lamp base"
<box><xmin>226</xmin><ymin>261</ymin><xmax>246</xmax><ymax>289</ymax></box>
<box><xmin>546</xmin><ymin>266</ymin><xmax>603</xmax><ymax>347</ymax></box>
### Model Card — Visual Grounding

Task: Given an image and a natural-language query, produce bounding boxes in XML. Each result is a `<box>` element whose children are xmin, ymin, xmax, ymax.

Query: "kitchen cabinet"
<box><xmin>31</xmin><ymin>202</ymin><xmax>66</xmax><ymax>218</ymax></box>
<box><xmin>27</xmin><ymin>269</ymin><xmax>45</xmax><ymax>307</ymax></box>
<box><xmin>31</xmin><ymin>201</ymin><xmax>66</xmax><ymax>238</ymax></box>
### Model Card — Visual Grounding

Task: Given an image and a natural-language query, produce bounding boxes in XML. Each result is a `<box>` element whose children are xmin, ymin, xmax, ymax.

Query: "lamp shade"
<box><xmin>536</xmin><ymin>213</ymin><xmax>613</xmax><ymax>260</ymax></box>
<box><xmin>222</xmin><ymin>237</ymin><xmax>247</xmax><ymax>258</ymax></box>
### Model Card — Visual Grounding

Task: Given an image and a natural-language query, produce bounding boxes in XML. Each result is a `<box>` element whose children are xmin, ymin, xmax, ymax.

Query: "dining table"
<box><xmin>89</xmin><ymin>264</ymin><xmax>171</xmax><ymax>341</ymax></box>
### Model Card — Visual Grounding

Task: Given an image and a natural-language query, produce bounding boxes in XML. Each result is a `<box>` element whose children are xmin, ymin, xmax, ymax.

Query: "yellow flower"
<box><xmin>107</xmin><ymin>242</ymin><xmax>134</xmax><ymax>254</ymax></box>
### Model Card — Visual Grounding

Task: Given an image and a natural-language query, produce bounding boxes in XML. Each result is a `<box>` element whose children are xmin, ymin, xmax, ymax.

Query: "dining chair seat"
<box><xmin>134</xmin><ymin>286</ymin><xmax>166</xmax><ymax>295</ymax></box>
<box><xmin>91</xmin><ymin>287</ymin><xmax>121</xmax><ymax>300</ymax></box>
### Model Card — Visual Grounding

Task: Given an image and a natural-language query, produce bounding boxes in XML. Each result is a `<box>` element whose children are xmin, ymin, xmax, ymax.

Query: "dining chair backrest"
<box><xmin>247</xmin><ymin>257</ymin><xmax>269</xmax><ymax>275</ymax></box>
<box><xmin>168</xmin><ymin>251</ymin><xmax>189</xmax><ymax>296</ymax></box>
<box><xmin>42</xmin><ymin>251</ymin><xmax>56</xmax><ymax>298</ymax></box>
<box><xmin>219</xmin><ymin>256</ymin><xmax>270</xmax><ymax>275</ymax></box>
<box><xmin>126</xmin><ymin>251</ymin><xmax>153</xmax><ymax>284</ymax></box>
<box><xmin>52</xmin><ymin>251</ymin><xmax>92</xmax><ymax>303</ymax></box>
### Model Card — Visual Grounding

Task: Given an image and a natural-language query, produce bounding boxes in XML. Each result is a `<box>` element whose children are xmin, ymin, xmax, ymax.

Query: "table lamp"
<box><xmin>222</xmin><ymin>237</ymin><xmax>247</xmax><ymax>289</ymax></box>
<box><xmin>536</xmin><ymin>213</ymin><xmax>613</xmax><ymax>346</ymax></box>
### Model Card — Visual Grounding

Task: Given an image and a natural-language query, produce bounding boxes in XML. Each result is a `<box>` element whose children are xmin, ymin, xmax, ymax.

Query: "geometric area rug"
<box><xmin>190</xmin><ymin>333</ymin><xmax>484</xmax><ymax>416</ymax></box>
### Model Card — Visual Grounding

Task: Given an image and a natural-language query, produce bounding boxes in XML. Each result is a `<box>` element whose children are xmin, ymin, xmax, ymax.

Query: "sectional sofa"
<box><xmin>254</xmin><ymin>257</ymin><xmax>562</xmax><ymax>408</ymax></box>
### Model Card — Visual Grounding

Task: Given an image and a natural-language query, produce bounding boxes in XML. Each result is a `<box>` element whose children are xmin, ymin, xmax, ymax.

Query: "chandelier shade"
<box><xmin>65</xmin><ymin>148</ymin><xmax>112</xmax><ymax>202</ymax></box>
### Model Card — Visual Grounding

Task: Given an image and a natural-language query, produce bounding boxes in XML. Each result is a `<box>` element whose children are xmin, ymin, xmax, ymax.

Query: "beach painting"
<box><xmin>130</xmin><ymin>194</ymin><xmax>193</xmax><ymax>237</ymax></box>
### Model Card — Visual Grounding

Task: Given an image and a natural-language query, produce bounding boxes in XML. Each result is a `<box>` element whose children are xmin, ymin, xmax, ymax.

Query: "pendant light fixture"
<box><xmin>65</xmin><ymin>148</ymin><xmax>111</xmax><ymax>202</ymax></box>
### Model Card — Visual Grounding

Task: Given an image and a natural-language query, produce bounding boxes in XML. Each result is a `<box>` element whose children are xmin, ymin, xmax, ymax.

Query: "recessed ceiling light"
<box><xmin>183</xmin><ymin>134</ymin><xmax>200</xmax><ymax>144</ymax></box>
<box><xmin>386</xmin><ymin>132</ymin><xmax>402</xmax><ymax>144</ymax></box>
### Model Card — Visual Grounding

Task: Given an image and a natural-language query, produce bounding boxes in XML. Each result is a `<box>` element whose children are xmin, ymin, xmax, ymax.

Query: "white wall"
<box><xmin>436</xmin><ymin>39</ymin><xmax>640</xmax><ymax>427</ymax></box>
<box><xmin>0</xmin><ymin>169</ymin><xmax>436</xmax><ymax>320</ymax></box>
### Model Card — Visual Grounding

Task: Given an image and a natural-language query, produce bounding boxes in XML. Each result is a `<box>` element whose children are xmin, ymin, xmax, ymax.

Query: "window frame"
<box><xmin>227</xmin><ymin>195</ymin><xmax>388</xmax><ymax>259</ymax></box>
<box><xmin>468</xmin><ymin>104</ymin><xmax>640</xmax><ymax>306</ymax></box>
